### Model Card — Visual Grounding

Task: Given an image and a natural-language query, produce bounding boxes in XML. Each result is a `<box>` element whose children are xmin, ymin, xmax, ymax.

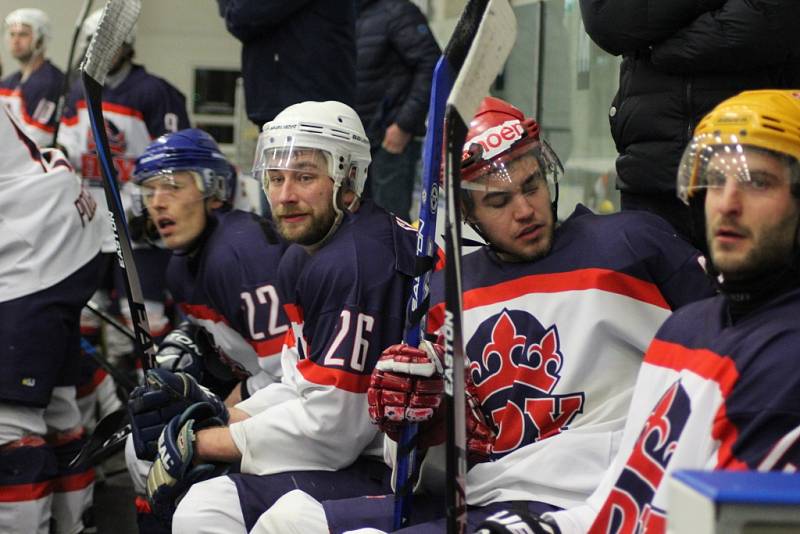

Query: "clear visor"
<box><xmin>136</xmin><ymin>171</ymin><xmax>206</xmax><ymax>208</ymax></box>
<box><xmin>461</xmin><ymin>138</ymin><xmax>562</xmax><ymax>198</ymax></box>
<box><xmin>252</xmin><ymin>136</ymin><xmax>333</xmax><ymax>190</ymax></box>
<box><xmin>677</xmin><ymin>133</ymin><xmax>800</xmax><ymax>204</ymax></box>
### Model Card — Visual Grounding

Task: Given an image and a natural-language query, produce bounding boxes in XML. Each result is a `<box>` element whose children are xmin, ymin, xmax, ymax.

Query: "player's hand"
<box><xmin>465</xmin><ymin>379</ymin><xmax>495</xmax><ymax>464</ymax></box>
<box><xmin>154</xmin><ymin>322</ymin><xmax>210</xmax><ymax>380</ymax></box>
<box><xmin>368</xmin><ymin>342</ymin><xmax>445</xmax><ymax>447</ymax></box>
<box><xmin>146</xmin><ymin>402</ymin><xmax>227</xmax><ymax>525</ymax></box>
<box><xmin>473</xmin><ymin>510</ymin><xmax>561</xmax><ymax>534</ymax></box>
<box><xmin>128</xmin><ymin>369</ymin><xmax>228</xmax><ymax>460</ymax></box>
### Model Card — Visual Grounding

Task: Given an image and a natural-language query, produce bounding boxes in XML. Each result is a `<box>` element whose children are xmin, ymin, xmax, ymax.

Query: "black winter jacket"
<box><xmin>356</xmin><ymin>0</ymin><xmax>440</xmax><ymax>146</ymax></box>
<box><xmin>218</xmin><ymin>0</ymin><xmax>356</xmax><ymax>126</ymax></box>
<box><xmin>580</xmin><ymin>0</ymin><xmax>800</xmax><ymax>196</ymax></box>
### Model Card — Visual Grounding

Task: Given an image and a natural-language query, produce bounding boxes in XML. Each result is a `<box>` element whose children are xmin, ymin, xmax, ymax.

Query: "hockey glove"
<box><xmin>473</xmin><ymin>510</ymin><xmax>561</xmax><ymax>534</ymax></box>
<box><xmin>128</xmin><ymin>369</ymin><xmax>228</xmax><ymax>460</ymax></box>
<box><xmin>154</xmin><ymin>322</ymin><xmax>210</xmax><ymax>380</ymax></box>
<box><xmin>368</xmin><ymin>341</ymin><xmax>445</xmax><ymax>449</ymax></box>
<box><xmin>146</xmin><ymin>402</ymin><xmax>228</xmax><ymax>525</ymax></box>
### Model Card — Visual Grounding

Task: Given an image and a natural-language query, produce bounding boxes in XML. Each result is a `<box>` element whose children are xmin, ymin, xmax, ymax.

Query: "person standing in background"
<box><xmin>355</xmin><ymin>0</ymin><xmax>440</xmax><ymax>221</ymax></box>
<box><xmin>580</xmin><ymin>0</ymin><xmax>800</xmax><ymax>247</ymax></box>
<box><xmin>0</xmin><ymin>8</ymin><xmax>63</xmax><ymax>147</ymax></box>
<box><xmin>216</xmin><ymin>1</ymin><xmax>356</xmax><ymax>126</ymax></box>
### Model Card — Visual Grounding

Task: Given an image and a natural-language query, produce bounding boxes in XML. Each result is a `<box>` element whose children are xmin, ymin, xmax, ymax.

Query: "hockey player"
<box><xmin>134</xmin><ymin>128</ymin><xmax>288</xmax><ymax>399</ymax></box>
<box><xmin>0</xmin><ymin>8</ymin><xmax>64</xmax><ymax>147</ymax></box>
<box><xmin>59</xmin><ymin>7</ymin><xmax>191</xmax><ymax>349</ymax></box>
<box><xmin>0</xmin><ymin>107</ymin><xmax>104</xmax><ymax>533</ymax></box>
<box><xmin>123</xmin><ymin>128</ymin><xmax>289</xmax><ymax>531</ymax></box>
<box><xmin>131</xmin><ymin>101</ymin><xmax>417</xmax><ymax>531</ymax></box>
<box><xmin>472</xmin><ymin>89</ymin><xmax>800</xmax><ymax>534</ymax></box>
<box><xmin>259</xmin><ymin>96</ymin><xmax>717</xmax><ymax>533</ymax></box>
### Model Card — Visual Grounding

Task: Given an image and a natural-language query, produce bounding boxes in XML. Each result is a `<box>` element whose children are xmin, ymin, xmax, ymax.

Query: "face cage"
<box><xmin>461</xmin><ymin>138</ymin><xmax>562</xmax><ymax>204</ymax></box>
<box><xmin>677</xmin><ymin>133</ymin><xmax>800</xmax><ymax>205</ymax></box>
<box><xmin>135</xmin><ymin>169</ymin><xmax>228</xmax><ymax>210</ymax></box>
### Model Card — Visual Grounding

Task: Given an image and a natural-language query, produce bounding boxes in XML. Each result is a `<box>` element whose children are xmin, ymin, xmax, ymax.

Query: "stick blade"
<box><xmin>447</xmin><ymin>0</ymin><xmax>517</xmax><ymax>122</ymax></box>
<box><xmin>80</xmin><ymin>0</ymin><xmax>141</xmax><ymax>85</ymax></box>
<box><xmin>69</xmin><ymin>408</ymin><xmax>131</xmax><ymax>468</ymax></box>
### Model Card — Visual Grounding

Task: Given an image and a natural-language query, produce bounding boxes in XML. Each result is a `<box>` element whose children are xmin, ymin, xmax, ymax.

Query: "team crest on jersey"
<box><xmin>589</xmin><ymin>380</ymin><xmax>691</xmax><ymax>534</ymax></box>
<box><xmin>466</xmin><ymin>308</ymin><xmax>584</xmax><ymax>457</ymax></box>
<box><xmin>82</xmin><ymin>119</ymin><xmax>136</xmax><ymax>182</ymax></box>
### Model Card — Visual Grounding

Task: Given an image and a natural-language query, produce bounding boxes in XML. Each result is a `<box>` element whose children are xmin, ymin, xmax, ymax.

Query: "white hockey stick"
<box><xmin>441</xmin><ymin>1</ymin><xmax>517</xmax><ymax>532</ymax></box>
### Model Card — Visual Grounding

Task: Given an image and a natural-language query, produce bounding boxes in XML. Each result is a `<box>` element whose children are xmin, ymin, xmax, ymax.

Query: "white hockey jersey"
<box><xmin>0</xmin><ymin>108</ymin><xmax>103</xmax><ymax>303</ymax></box>
<box><xmin>415</xmin><ymin>206</ymin><xmax>714</xmax><ymax>510</ymax></box>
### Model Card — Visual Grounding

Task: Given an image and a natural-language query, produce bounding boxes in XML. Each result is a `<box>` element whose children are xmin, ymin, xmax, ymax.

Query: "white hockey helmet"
<box><xmin>253</xmin><ymin>100</ymin><xmax>372</xmax><ymax>215</ymax></box>
<box><xmin>82</xmin><ymin>7</ymin><xmax>136</xmax><ymax>46</ymax></box>
<box><xmin>5</xmin><ymin>8</ymin><xmax>50</xmax><ymax>54</ymax></box>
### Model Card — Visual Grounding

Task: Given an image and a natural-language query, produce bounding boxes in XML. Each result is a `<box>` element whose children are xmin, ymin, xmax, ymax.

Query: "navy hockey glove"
<box><xmin>474</xmin><ymin>510</ymin><xmax>561</xmax><ymax>534</ymax></box>
<box><xmin>128</xmin><ymin>369</ymin><xmax>228</xmax><ymax>460</ymax></box>
<box><xmin>154</xmin><ymin>322</ymin><xmax>212</xmax><ymax>380</ymax></box>
<box><xmin>146</xmin><ymin>402</ymin><xmax>228</xmax><ymax>526</ymax></box>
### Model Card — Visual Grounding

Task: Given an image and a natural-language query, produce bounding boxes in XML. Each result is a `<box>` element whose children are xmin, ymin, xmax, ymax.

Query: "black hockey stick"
<box><xmin>80</xmin><ymin>0</ymin><xmax>154</xmax><ymax>370</ymax></box>
<box><xmin>85</xmin><ymin>299</ymin><xmax>136</xmax><ymax>341</ymax></box>
<box><xmin>50</xmin><ymin>0</ymin><xmax>94</xmax><ymax>147</ymax></box>
<box><xmin>70</xmin><ymin>0</ymin><xmax>150</xmax><ymax>470</ymax></box>
<box><xmin>440</xmin><ymin>2</ymin><xmax>516</xmax><ymax>532</ymax></box>
<box><xmin>69</xmin><ymin>408</ymin><xmax>130</xmax><ymax>468</ymax></box>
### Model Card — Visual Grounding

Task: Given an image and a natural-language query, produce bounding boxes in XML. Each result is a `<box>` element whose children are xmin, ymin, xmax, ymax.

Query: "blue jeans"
<box><xmin>368</xmin><ymin>140</ymin><xmax>421</xmax><ymax>222</ymax></box>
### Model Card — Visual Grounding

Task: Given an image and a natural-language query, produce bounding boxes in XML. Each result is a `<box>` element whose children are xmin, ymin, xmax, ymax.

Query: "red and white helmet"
<box><xmin>460</xmin><ymin>96</ymin><xmax>562</xmax><ymax>214</ymax></box>
<box><xmin>5</xmin><ymin>8</ymin><xmax>51</xmax><ymax>55</ymax></box>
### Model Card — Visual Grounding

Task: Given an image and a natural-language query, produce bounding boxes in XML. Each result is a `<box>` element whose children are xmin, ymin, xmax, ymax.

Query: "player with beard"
<box><xmin>0</xmin><ymin>8</ymin><xmax>64</xmax><ymax>147</ymax></box>
<box><xmin>257</xmin><ymin>96</ymin><xmax>716</xmax><ymax>533</ymax></box>
<box><xmin>134</xmin><ymin>101</ymin><xmax>418</xmax><ymax>532</ymax></box>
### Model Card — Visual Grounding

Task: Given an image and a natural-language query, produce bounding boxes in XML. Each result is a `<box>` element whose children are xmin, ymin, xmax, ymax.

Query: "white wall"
<box><xmin>0</xmin><ymin>1</ymin><xmax>241</xmax><ymax>123</ymax></box>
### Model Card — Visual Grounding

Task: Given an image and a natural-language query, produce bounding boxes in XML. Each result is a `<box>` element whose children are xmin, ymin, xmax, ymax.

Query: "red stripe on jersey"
<box><xmin>284</xmin><ymin>303</ymin><xmax>304</xmax><ymax>324</ymax></box>
<box><xmin>0</xmin><ymin>481</ymin><xmax>52</xmax><ymax>502</ymax></box>
<box><xmin>61</xmin><ymin>112</ymin><xmax>80</xmax><ymax>126</ymax></box>
<box><xmin>181</xmin><ymin>303</ymin><xmax>229</xmax><ymax>325</ymax></box>
<box><xmin>251</xmin><ymin>335</ymin><xmax>284</xmax><ymax>358</ymax></box>
<box><xmin>426</xmin><ymin>269</ymin><xmax>669</xmax><ymax>334</ymax></box>
<box><xmin>52</xmin><ymin>469</ymin><xmax>95</xmax><ymax>492</ymax></box>
<box><xmin>645</xmin><ymin>339</ymin><xmax>747</xmax><ymax>469</ymax></box>
<box><xmin>0</xmin><ymin>88</ymin><xmax>15</xmax><ymax>96</ymax></box>
<box><xmin>296</xmin><ymin>358</ymin><xmax>370</xmax><ymax>393</ymax></box>
<box><xmin>75</xmin><ymin>100</ymin><xmax>145</xmax><ymax>120</ymax></box>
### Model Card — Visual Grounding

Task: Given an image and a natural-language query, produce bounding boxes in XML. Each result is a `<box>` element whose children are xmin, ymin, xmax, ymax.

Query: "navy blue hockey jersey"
<box><xmin>0</xmin><ymin>60</ymin><xmax>64</xmax><ymax>146</ymax></box>
<box><xmin>551</xmin><ymin>288</ymin><xmax>800</xmax><ymax>533</ymax></box>
<box><xmin>229</xmin><ymin>201</ymin><xmax>418</xmax><ymax>475</ymax></box>
<box><xmin>167</xmin><ymin>210</ymin><xmax>288</xmax><ymax>388</ymax></box>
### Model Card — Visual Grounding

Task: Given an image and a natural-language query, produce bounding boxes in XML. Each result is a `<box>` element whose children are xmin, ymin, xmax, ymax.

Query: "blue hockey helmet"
<box><xmin>134</xmin><ymin>128</ymin><xmax>236</xmax><ymax>205</ymax></box>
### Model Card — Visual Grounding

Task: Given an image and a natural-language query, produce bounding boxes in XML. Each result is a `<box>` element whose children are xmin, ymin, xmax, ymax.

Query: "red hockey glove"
<box><xmin>368</xmin><ymin>341</ymin><xmax>496</xmax><ymax>461</ymax></box>
<box><xmin>368</xmin><ymin>342</ymin><xmax>445</xmax><ymax>449</ymax></box>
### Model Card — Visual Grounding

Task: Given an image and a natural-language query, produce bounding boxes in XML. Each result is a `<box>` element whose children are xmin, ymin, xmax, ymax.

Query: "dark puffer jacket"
<box><xmin>356</xmin><ymin>0</ymin><xmax>440</xmax><ymax>146</ymax></box>
<box><xmin>218</xmin><ymin>0</ymin><xmax>356</xmax><ymax>126</ymax></box>
<box><xmin>580</xmin><ymin>0</ymin><xmax>800</xmax><ymax>196</ymax></box>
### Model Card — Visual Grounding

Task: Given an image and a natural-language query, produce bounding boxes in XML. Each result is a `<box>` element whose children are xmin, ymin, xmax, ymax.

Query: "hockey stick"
<box><xmin>80</xmin><ymin>337</ymin><xmax>138</xmax><ymax>393</ymax></box>
<box><xmin>68</xmin><ymin>408</ymin><xmax>130</xmax><ymax>468</ymax></box>
<box><xmin>393</xmin><ymin>2</ymin><xmax>499</xmax><ymax>524</ymax></box>
<box><xmin>80</xmin><ymin>0</ymin><xmax>154</xmax><ymax>370</ymax></box>
<box><xmin>50</xmin><ymin>0</ymin><xmax>94</xmax><ymax>147</ymax></box>
<box><xmin>85</xmin><ymin>300</ymin><xmax>136</xmax><ymax>342</ymax></box>
<box><xmin>441</xmin><ymin>2</ymin><xmax>516</xmax><ymax>532</ymax></box>
<box><xmin>392</xmin><ymin>55</ymin><xmax>447</xmax><ymax>529</ymax></box>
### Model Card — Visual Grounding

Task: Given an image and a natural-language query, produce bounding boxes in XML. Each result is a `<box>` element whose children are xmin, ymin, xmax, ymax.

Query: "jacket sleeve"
<box><xmin>578</xmin><ymin>0</ymin><xmax>725</xmax><ymax>55</ymax></box>
<box><xmin>386</xmin><ymin>3</ymin><xmax>441</xmax><ymax>134</ymax></box>
<box><xmin>651</xmin><ymin>0</ymin><xmax>800</xmax><ymax>74</ymax></box>
<box><xmin>219</xmin><ymin>0</ymin><xmax>317</xmax><ymax>42</ymax></box>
